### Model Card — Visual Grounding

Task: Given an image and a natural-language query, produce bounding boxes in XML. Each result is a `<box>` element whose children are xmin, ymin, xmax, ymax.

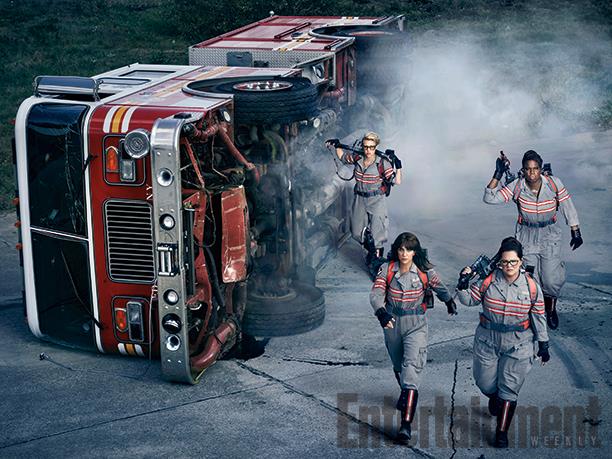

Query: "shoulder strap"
<box><xmin>512</xmin><ymin>179</ymin><xmax>522</xmax><ymax>202</ymax></box>
<box><xmin>525</xmin><ymin>273</ymin><xmax>538</xmax><ymax>307</ymax></box>
<box><xmin>479</xmin><ymin>272</ymin><xmax>495</xmax><ymax>296</ymax></box>
<box><xmin>417</xmin><ymin>268</ymin><xmax>428</xmax><ymax>289</ymax></box>
<box><xmin>386</xmin><ymin>261</ymin><xmax>395</xmax><ymax>287</ymax></box>
<box><xmin>544</xmin><ymin>175</ymin><xmax>558</xmax><ymax>194</ymax></box>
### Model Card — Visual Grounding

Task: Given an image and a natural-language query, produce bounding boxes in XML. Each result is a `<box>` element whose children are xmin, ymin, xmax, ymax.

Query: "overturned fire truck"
<box><xmin>13</xmin><ymin>15</ymin><xmax>408</xmax><ymax>383</ymax></box>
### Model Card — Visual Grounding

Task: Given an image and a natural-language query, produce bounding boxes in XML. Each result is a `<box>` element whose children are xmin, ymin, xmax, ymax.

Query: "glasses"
<box><xmin>363</xmin><ymin>145</ymin><xmax>376</xmax><ymax>150</ymax></box>
<box><xmin>498</xmin><ymin>259</ymin><xmax>520</xmax><ymax>267</ymax></box>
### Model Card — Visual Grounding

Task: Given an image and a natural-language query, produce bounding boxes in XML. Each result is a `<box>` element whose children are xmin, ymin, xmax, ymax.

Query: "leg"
<box><xmin>350</xmin><ymin>195</ymin><xmax>368</xmax><ymax>245</ymax></box>
<box><xmin>494</xmin><ymin>342</ymin><xmax>533</xmax><ymax>448</ymax></box>
<box><xmin>472</xmin><ymin>335</ymin><xmax>499</xmax><ymax>397</ymax></box>
<box><xmin>383</xmin><ymin>319</ymin><xmax>403</xmax><ymax>377</ymax></box>
<box><xmin>396</xmin><ymin>320</ymin><xmax>427</xmax><ymax>443</ymax></box>
<box><xmin>540</xmin><ymin>239</ymin><xmax>565</xmax><ymax>330</ymax></box>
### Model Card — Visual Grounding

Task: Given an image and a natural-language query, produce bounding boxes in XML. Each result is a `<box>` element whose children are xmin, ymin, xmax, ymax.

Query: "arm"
<box><xmin>426</xmin><ymin>269</ymin><xmax>452</xmax><ymax>302</ymax></box>
<box><xmin>552</xmin><ymin>177</ymin><xmax>579</xmax><ymax>228</ymax></box>
<box><xmin>483</xmin><ymin>178</ymin><xmax>517</xmax><ymax>205</ymax></box>
<box><xmin>427</xmin><ymin>269</ymin><xmax>457</xmax><ymax>315</ymax></box>
<box><xmin>551</xmin><ymin>177</ymin><xmax>582</xmax><ymax>249</ymax></box>
<box><xmin>370</xmin><ymin>263</ymin><xmax>388</xmax><ymax>313</ymax></box>
<box><xmin>370</xmin><ymin>263</ymin><xmax>394</xmax><ymax>328</ymax></box>
<box><xmin>529</xmin><ymin>283</ymin><xmax>549</xmax><ymax>342</ymax></box>
<box><xmin>394</xmin><ymin>168</ymin><xmax>402</xmax><ymax>185</ymax></box>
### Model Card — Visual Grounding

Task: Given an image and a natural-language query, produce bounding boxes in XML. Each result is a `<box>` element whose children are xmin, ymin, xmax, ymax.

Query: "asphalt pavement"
<box><xmin>0</xmin><ymin>130</ymin><xmax>610</xmax><ymax>458</ymax></box>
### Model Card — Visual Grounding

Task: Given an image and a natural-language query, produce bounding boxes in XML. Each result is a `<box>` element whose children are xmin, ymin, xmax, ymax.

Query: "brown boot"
<box><xmin>494</xmin><ymin>399</ymin><xmax>517</xmax><ymax>448</ymax></box>
<box><xmin>397</xmin><ymin>389</ymin><xmax>418</xmax><ymax>443</ymax></box>
<box><xmin>544</xmin><ymin>295</ymin><xmax>559</xmax><ymax>330</ymax></box>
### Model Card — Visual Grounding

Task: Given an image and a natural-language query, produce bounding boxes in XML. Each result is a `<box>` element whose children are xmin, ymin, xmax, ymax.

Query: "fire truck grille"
<box><xmin>105</xmin><ymin>200</ymin><xmax>155</xmax><ymax>283</ymax></box>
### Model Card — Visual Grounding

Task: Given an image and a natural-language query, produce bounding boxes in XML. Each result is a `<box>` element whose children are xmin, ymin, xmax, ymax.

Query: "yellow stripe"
<box><xmin>192</xmin><ymin>66</ymin><xmax>231</xmax><ymax>81</ymax></box>
<box><xmin>111</xmin><ymin>106</ymin><xmax>129</xmax><ymax>133</ymax></box>
<box><xmin>126</xmin><ymin>343</ymin><xmax>135</xmax><ymax>356</ymax></box>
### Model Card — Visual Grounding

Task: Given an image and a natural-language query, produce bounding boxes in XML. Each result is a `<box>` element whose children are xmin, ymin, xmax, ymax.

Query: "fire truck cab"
<box><xmin>14</xmin><ymin>15</ymin><xmax>407</xmax><ymax>384</ymax></box>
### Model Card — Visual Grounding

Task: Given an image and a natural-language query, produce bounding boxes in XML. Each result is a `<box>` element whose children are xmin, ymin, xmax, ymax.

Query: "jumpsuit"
<box><xmin>484</xmin><ymin>175</ymin><xmax>579</xmax><ymax>297</ymax></box>
<box><xmin>370</xmin><ymin>262</ymin><xmax>452</xmax><ymax>389</ymax></box>
<box><xmin>457</xmin><ymin>269</ymin><xmax>549</xmax><ymax>401</ymax></box>
<box><xmin>340</xmin><ymin>151</ymin><xmax>394</xmax><ymax>248</ymax></box>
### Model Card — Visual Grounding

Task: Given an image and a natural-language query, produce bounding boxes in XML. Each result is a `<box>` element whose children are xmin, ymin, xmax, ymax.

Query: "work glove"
<box><xmin>445</xmin><ymin>299</ymin><xmax>458</xmax><ymax>315</ymax></box>
<box><xmin>386</xmin><ymin>149</ymin><xmax>402</xmax><ymax>169</ymax></box>
<box><xmin>374</xmin><ymin>307</ymin><xmax>394</xmax><ymax>329</ymax></box>
<box><xmin>325</xmin><ymin>138</ymin><xmax>340</xmax><ymax>148</ymax></box>
<box><xmin>456</xmin><ymin>267</ymin><xmax>471</xmax><ymax>290</ymax></box>
<box><xmin>493</xmin><ymin>156</ymin><xmax>507</xmax><ymax>181</ymax></box>
<box><xmin>570</xmin><ymin>228</ymin><xmax>583</xmax><ymax>251</ymax></box>
<box><xmin>537</xmin><ymin>341</ymin><xmax>550</xmax><ymax>363</ymax></box>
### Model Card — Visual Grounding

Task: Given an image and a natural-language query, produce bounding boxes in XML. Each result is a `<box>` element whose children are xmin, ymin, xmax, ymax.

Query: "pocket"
<box><xmin>416</xmin><ymin>346</ymin><xmax>427</xmax><ymax>369</ymax></box>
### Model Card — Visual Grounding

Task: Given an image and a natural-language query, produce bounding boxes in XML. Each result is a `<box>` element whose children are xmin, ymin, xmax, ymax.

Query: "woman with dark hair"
<box><xmin>370</xmin><ymin>232</ymin><xmax>457</xmax><ymax>443</ymax></box>
<box><xmin>485</xmin><ymin>149</ymin><xmax>582</xmax><ymax>330</ymax></box>
<box><xmin>457</xmin><ymin>236</ymin><xmax>550</xmax><ymax>448</ymax></box>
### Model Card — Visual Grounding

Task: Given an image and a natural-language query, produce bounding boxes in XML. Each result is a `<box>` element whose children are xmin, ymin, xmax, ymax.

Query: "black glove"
<box><xmin>493</xmin><ymin>156</ymin><xmax>507</xmax><ymax>181</ymax></box>
<box><xmin>326</xmin><ymin>138</ymin><xmax>340</xmax><ymax>148</ymax></box>
<box><xmin>385</xmin><ymin>149</ymin><xmax>402</xmax><ymax>169</ymax></box>
<box><xmin>374</xmin><ymin>308</ymin><xmax>394</xmax><ymax>329</ymax></box>
<box><xmin>537</xmin><ymin>341</ymin><xmax>550</xmax><ymax>362</ymax></box>
<box><xmin>570</xmin><ymin>228</ymin><xmax>583</xmax><ymax>251</ymax></box>
<box><xmin>445</xmin><ymin>299</ymin><xmax>458</xmax><ymax>315</ymax></box>
<box><xmin>457</xmin><ymin>273</ymin><xmax>470</xmax><ymax>291</ymax></box>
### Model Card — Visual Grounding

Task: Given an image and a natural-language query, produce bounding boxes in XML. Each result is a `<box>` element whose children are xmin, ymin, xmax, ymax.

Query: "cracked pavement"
<box><xmin>0</xmin><ymin>131</ymin><xmax>611</xmax><ymax>457</ymax></box>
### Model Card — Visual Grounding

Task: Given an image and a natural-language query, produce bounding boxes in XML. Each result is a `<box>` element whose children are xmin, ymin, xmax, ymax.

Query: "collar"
<box><xmin>392</xmin><ymin>261</ymin><xmax>418</xmax><ymax>275</ymax></box>
<box><xmin>357</xmin><ymin>155</ymin><xmax>381</xmax><ymax>169</ymax></box>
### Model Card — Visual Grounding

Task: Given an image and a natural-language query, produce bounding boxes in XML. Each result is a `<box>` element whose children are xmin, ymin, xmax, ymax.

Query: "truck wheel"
<box><xmin>242</xmin><ymin>281</ymin><xmax>325</xmax><ymax>337</ymax></box>
<box><xmin>311</xmin><ymin>25</ymin><xmax>409</xmax><ymax>90</ymax></box>
<box><xmin>193</xmin><ymin>77</ymin><xmax>319</xmax><ymax>125</ymax></box>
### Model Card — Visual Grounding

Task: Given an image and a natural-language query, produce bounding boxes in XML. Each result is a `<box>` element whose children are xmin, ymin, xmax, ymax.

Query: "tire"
<box><xmin>242</xmin><ymin>281</ymin><xmax>325</xmax><ymax>337</ymax></box>
<box><xmin>198</xmin><ymin>77</ymin><xmax>319</xmax><ymax>125</ymax></box>
<box><xmin>312</xmin><ymin>25</ymin><xmax>409</xmax><ymax>90</ymax></box>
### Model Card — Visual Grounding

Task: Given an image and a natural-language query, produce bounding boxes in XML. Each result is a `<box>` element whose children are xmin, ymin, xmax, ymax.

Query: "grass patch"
<box><xmin>0</xmin><ymin>0</ymin><xmax>610</xmax><ymax>209</ymax></box>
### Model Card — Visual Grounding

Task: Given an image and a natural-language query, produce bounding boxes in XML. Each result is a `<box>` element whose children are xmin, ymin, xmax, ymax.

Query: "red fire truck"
<box><xmin>14</xmin><ymin>15</ymin><xmax>407</xmax><ymax>383</ymax></box>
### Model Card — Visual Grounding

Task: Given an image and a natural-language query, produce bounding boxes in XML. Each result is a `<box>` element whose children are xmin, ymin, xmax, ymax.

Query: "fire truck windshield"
<box><xmin>26</xmin><ymin>103</ymin><xmax>88</xmax><ymax>236</ymax></box>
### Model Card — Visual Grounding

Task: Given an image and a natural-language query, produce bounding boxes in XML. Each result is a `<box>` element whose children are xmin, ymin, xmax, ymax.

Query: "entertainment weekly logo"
<box><xmin>336</xmin><ymin>394</ymin><xmax>601</xmax><ymax>449</ymax></box>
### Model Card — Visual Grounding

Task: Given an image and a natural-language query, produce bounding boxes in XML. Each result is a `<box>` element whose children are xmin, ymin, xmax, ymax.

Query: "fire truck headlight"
<box><xmin>157</xmin><ymin>168</ymin><xmax>174</xmax><ymax>187</ymax></box>
<box><xmin>163</xmin><ymin>289</ymin><xmax>180</xmax><ymax>305</ymax></box>
<box><xmin>162</xmin><ymin>314</ymin><xmax>182</xmax><ymax>334</ymax></box>
<box><xmin>160</xmin><ymin>214</ymin><xmax>175</xmax><ymax>230</ymax></box>
<box><xmin>124</xmin><ymin>129</ymin><xmax>150</xmax><ymax>159</ymax></box>
<box><xmin>219</xmin><ymin>108</ymin><xmax>231</xmax><ymax>123</ymax></box>
<box><xmin>165</xmin><ymin>334</ymin><xmax>181</xmax><ymax>351</ymax></box>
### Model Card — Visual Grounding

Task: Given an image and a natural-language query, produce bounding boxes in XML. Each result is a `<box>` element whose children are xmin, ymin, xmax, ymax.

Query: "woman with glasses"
<box><xmin>326</xmin><ymin>132</ymin><xmax>402</xmax><ymax>278</ymax></box>
<box><xmin>457</xmin><ymin>236</ymin><xmax>550</xmax><ymax>448</ymax></box>
<box><xmin>370</xmin><ymin>232</ymin><xmax>457</xmax><ymax>444</ymax></box>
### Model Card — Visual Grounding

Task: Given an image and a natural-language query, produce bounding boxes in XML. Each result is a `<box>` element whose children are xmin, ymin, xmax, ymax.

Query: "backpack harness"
<box><xmin>513</xmin><ymin>175</ymin><xmax>560</xmax><ymax>228</ymax></box>
<box><xmin>353</xmin><ymin>156</ymin><xmax>393</xmax><ymax>197</ymax></box>
<box><xmin>478</xmin><ymin>272</ymin><xmax>538</xmax><ymax>332</ymax></box>
<box><xmin>385</xmin><ymin>261</ymin><xmax>431</xmax><ymax>316</ymax></box>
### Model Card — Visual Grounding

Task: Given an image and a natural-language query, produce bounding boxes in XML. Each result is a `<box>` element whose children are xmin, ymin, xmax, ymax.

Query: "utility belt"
<box><xmin>354</xmin><ymin>187</ymin><xmax>384</xmax><ymax>198</ymax></box>
<box><xmin>479</xmin><ymin>313</ymin><xmax>530</xmax><ymax>332</ymax></box>
<box><xmin>391</xmin><ymin>305</ymin><xmax>427</xmax><ymax>316</ymax></box>
<box><xmin>517</xmin><ymin>215</ymin><xmax>556</xmax><ymax>228</ymax></box>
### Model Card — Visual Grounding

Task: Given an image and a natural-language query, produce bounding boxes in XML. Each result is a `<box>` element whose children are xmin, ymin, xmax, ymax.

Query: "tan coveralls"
<box><xmin>484</xmin><ymin>175</ymin><xmax>579</xmax><ymax>297</ymax></box>
<box><xmin>457</xmin><ymin>269</ymin><xmax>549</xmax><ymax>401</ymax></box>
<box><xmin>340</xmin><ymin>151</ymin><xmax>394</xmax><ymax>248</ymax></box>
<box><xmin>370</xmin><ymin>262</ymin><xmax>452</xmax><ymax>390</ymax></box>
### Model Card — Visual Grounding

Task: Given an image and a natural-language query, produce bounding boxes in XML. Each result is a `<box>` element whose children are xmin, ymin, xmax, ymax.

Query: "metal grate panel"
<box><xmin>189</xmin><ymin>47</ymin><xmax>332</xmax><ymax>69</ymax></box>
<box><xmin>105</xmin><ymin>200</ymin><xmax>155</xmax><ymax>283</ymax></box>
